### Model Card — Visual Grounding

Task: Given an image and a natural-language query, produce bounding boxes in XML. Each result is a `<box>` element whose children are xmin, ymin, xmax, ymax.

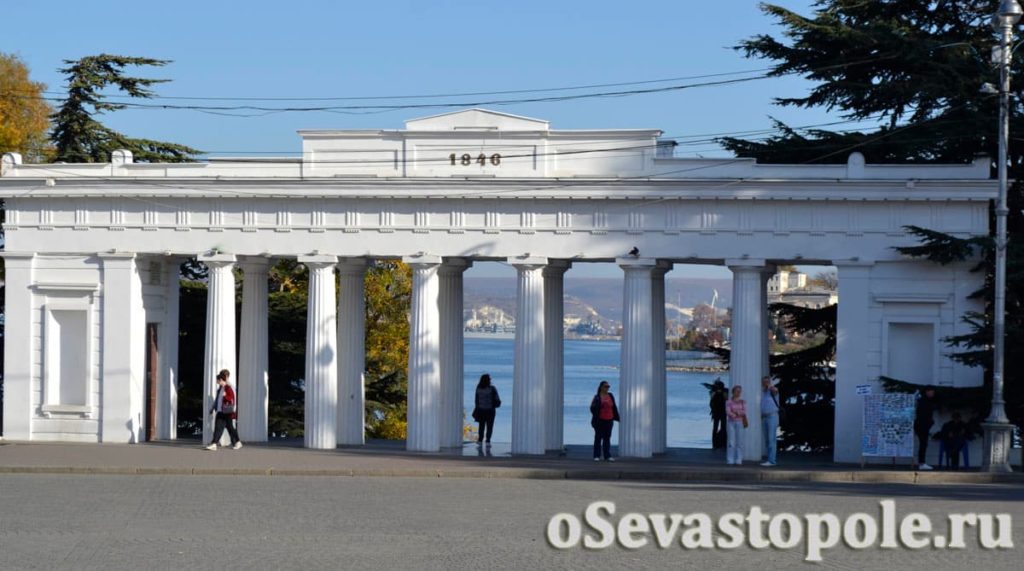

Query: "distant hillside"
<box><xmin>464</xmin><ymin>277</ymin><xmax>732</xmax><ymax>327</ymax></box>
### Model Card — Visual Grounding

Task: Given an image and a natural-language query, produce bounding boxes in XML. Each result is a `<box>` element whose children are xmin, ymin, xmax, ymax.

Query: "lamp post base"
<box><xmin>981</xmin><ymin>421</ymin><xmax>1015</xmax><ymax>473</ymax></box>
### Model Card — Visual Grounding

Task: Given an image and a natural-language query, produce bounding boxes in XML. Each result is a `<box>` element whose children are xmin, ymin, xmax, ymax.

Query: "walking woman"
<box><xmin>473</xmin><ymin>374</ymin><xmax>501</xmax><ymax>445</ymax></box>
<box><xmin>205</xmin><ymin>369</ymin><xmax>242</xmax><ymax>450</ymax></box>
<box><xmin>725</xmin><ymin>385</ymin><xmax>747</xmax><ymax>465</ymax></box>
<box><xmin>589</xmin><ymin>380</ymin><xmax>620</xmax><ymax>461</ymax></box>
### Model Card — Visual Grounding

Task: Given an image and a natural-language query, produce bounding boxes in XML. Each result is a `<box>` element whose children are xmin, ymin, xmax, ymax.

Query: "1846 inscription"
<box><xmin>449</xmin><ymin>153</ymin><xmax>501</xmax><ymax>166</ymax></box>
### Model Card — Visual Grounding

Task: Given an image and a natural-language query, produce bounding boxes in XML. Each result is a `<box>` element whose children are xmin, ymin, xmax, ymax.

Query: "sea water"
<box><xmin>462</xmin><ymin>337</ymin><xmax>728</xmax><ymax>448</ymax></box>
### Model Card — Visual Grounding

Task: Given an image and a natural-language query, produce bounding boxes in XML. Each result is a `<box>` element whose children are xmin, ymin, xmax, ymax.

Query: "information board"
<box><xmin>861</xmin><ymin>393</ymin><xmax>916</xmax><ymax>457</ymax></box>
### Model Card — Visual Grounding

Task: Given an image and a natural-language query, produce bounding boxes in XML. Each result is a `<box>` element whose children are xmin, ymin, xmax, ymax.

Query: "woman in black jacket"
<box><xmin>589</xmin><ymin>381</ymin><xmax>620</xmax><ymax>461</ymax></box>
<box><xmin>473</xmin><ymin>374</ymin><xmax>500</xmax><ymax>445</ymax></box>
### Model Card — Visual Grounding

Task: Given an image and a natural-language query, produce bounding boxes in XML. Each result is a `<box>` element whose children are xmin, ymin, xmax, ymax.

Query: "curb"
<box><xmin>1</xmin><ymin>465</ymin><xmax>1019</xmax><ymax>485</ymax></box>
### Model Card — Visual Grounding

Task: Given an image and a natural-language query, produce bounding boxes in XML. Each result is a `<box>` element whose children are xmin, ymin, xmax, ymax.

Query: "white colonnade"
<box><xmin>185</xmin><ymin>251</ymin><xmax>776</xmax><ymax>457</ymax></box>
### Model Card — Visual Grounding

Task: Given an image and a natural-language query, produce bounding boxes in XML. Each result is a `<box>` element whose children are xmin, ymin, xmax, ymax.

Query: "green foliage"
<box><xmin>175</xmin><ymin>279</ymin><xmax>207</xmax><ymax>437</ymax></box>
<box><xmin>710</xmin><ymin>303</ymin><xmax>836</xmax><ymax>451</ymax></box>
<box><xmin>722</xmin><ymin>1</ymin><xmax>1000</xmax><ymax>164</ymax></box>
<box><xmin>267</xmin><ymin>286</ymin><xmax>307</xmax><ymax>437</ymax></box>
<box><xmin>896</xmin><ymin>225</ymin><xmax>988</xmax><ymax>266</ymax></box>
<box><xmin>769</xmin><ymin>304</ymin><xmax>836</xmax><ymax>451</ymax></box>
<box><xmin>880</xmin><ymin>375</ymin><xmax>989</xmax><ymax>416</ymax></box>
<box><xmin>364</xmin><ymin>261</ymin><xmax>412</xmax><ymax>438</ymax></box>
<box><xmin>50</xmin><ymin>54</ymin><xmax>200</xmax><ymax>163</ymax></box>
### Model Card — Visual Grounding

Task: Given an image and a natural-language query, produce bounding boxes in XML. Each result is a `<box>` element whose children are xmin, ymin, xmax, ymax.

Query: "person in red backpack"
<box><xmin>205</xmin><ymin>369</ymin><xmax>242</xmax><ymax>450</ymax></box>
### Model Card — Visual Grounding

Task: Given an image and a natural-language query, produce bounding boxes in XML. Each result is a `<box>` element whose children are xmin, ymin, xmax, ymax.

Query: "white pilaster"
<box><xmin>543</xmin><ymin>261</ymin><xmax>571</xmax><ymax>451</ymax></box>
<box><xmin>237</xmin><ymin>257</ymin><xmax>270</xmax><ymax>442</ymax></box>
<box><xmin>337</xmin><ymin>258</ymin><xmax>369</xmax><ymax>445</ymax></box>
<box><xmin>728</xmin><ymin>259</ymin><xmax>768</xmax><ymax>461</ymax></box>
<box><xmin>651</xmin><ymin>261</ymin><xmax>672</xmax><ymax>454</ymax></box>
<box><xmin>198</xmin><ymin>253</ymin><xmax>237</xmax><ymax>446</ymax></box>
<box><xmin>160</xmin><ymin>257</ymin><xmax>182</xmax><ymax>440</ymax></box>
<box><xmin>509</xmin><ymin>256</ymin><xmax>546</xmax><ymax>455</ymax></box>
<box><xmin>833</xmin><ymin>261</ymin><xmax>873</xmax><ymax>463</ymax></box>
<box><xmin>404</xmin><ymin>254</ymin><xmax>443</xmax><ymax>452</ymax></box>
<box><xmin>300</xmin><ymin>254</ymin><xmax>339</xmax><ymax>450</ymax></box>
<box><xmin>0</xmin><ymin>253</ymin><xmax>34</xmax><ymax>440</ymax></box>
<box><xmin>618</xmin><ymin>258</ymin><xmax>656</xmax><ymax>458</ymax></box>
<box><xmin>439</xmin><ymin>258</ymin><xmax>472</xmax><ymax>448</ymax></box>
<box><xmin>100</xmin><ymin>252</ymin><xmax>146</xmax><ymax>443</ymax></box>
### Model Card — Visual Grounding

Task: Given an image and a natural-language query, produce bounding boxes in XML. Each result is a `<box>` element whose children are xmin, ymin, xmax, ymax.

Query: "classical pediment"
<box><xmin>404</xmin><ymin>108</ymin><xmax>549</xmax><ymax>131</ymax></box>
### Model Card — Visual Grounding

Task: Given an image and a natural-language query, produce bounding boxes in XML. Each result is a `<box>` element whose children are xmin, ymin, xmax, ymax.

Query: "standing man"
<box><xmin>914</xmin><ymin>388</ymin><xmax>938</xmax><ymax>470</ymax></box>
<box><xmin>760</xmin><ymin>376</ymin><xmax>780</xmax><ymax>467</ymax></box>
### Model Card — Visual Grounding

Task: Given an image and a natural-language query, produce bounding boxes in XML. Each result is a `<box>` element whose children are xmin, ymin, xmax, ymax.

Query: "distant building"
<box><xmin>768</xmin><ymin>270</ymin><xmax>837</xmax><ymax>309</ymax></box>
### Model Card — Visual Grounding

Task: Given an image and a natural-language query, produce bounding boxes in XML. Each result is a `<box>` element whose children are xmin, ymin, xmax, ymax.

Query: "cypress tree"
<box><xmin>50</xmin><ymin>54</ymin><xmax>200</xmax><ymax>163</ymax></box>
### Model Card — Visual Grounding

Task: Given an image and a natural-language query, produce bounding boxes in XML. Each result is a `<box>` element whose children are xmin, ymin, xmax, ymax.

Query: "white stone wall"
<box><xmin>833</xmin><ymin>259</ymin><xmax>984</xmax><ymax>463</ymax></box>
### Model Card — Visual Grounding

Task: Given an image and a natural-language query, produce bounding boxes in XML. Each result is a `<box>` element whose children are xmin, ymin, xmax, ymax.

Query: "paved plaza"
<box><xmin>0</xmin><ymin>473</ymin><xmax>1021</xmax><ymax>569</ymax></box>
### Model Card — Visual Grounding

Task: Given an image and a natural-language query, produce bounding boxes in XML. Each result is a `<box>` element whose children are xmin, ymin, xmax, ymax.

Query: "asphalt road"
<box><xmin>0</xmin><ymin>475</ymin><xmax>1021</xmax><ymax>569</ymax></box>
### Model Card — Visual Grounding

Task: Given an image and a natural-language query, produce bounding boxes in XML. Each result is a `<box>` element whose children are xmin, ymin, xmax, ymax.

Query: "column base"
<box><xmin>981</xmin><ymin>421</ymin><xmax>1015</xmax><ymax>473</ymax></box>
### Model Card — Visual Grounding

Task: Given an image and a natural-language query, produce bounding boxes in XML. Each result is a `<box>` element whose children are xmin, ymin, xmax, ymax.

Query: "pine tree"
<box><xmin>50</xmin><ymin>54</ymin><xmax>200</xmax><ymax>163</ymax></box>
<box><xmin>728</xmin><ymin>1</ymin><xmax>1024</xmax><ymax>435</ymax></box>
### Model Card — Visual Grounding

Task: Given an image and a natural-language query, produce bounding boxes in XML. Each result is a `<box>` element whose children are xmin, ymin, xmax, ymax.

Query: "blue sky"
<box><xmin>2</xmin><ymin>0</ymin><xmax>838</xmax><ymax>279</ymax></box>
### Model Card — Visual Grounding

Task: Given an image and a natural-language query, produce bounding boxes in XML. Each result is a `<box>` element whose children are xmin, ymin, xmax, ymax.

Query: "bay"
<box><xmin>462</xmin><ymin>337</ymin><xmax>728</xmax><ymax>448</ymax></box>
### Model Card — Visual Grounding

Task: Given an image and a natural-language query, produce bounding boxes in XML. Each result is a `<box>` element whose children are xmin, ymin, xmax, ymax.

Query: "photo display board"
<box><xmin>861</xmin><ymin>393</ymin><xmax>916</xmax><ymax>457</ymax></box>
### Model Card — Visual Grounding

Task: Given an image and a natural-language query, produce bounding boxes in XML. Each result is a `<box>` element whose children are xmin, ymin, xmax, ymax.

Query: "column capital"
<box><xmin>403</xmin><ymin>253</ymin><xmax>443</xmax><ymax>267</ymax></box>
<box><xmin>337</xmin><ymin>257</ymin><xmax>369</xmax><ymax>275</ymax></box>
<box><xmin>439</xmin><ymin>257</ymin><xmax>473</xmax><ymax>275</ymax></box>
<box><xmin>237</xmin><ymin>256</ymin><xmax>271</xmax><ymax>273</ymax></box>
<box><xmin>98</xmin><ymin>251</ymin><xmax>136</xmax><ymax>260</ymax></box>
<box><xmin>0</xmin><ymin>251</ymin><xmax>35</xmax><ymax>269</ymax></box>
<box><xmin>652</xmin><ymin>260</ymin><xmax>673</xmax><ymax>277</ymax></box>
<box><xmin>198</xmin><ymin>252</ymin><xmax>237</xmax><ymax>268</ymax></box>
<box><xmin>98</xmin><ymin>251</ymin><xmax>137</xmax><ymax>269</ymax></box>
<box><xmin>507</xmin><ymin>255</ymin><xmax>548</xmax><ymax>268</ymax></box>
<box><xmin>617</xmin><ymin>257</ymin><xmax>657</xmax><ymax>270</ymax></box>
<box><xmin>542</xmin><ymin>260</ymin><xmax>572</xmax><ymax>277</ymax></box>
<box><xmin>832</xmin><ymin>258</ymin><xmax>876</xmax><ymax>268</ymax></box>
<box><xmin>298</xmin><ymin>254</ymin><xmax>339</xmax><ymax>268</ymax></box>
<box><xmin>725</xmin><ymin>258</ymin><xmax>768</xmax><ymax>270</ymax></box>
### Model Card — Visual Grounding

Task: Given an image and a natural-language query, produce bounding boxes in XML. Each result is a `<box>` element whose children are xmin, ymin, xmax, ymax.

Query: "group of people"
<box><xmin>710</xmin><ymin>376</ymin><xmax>781</xmax><ymax>466</ymax></box>
<box><xmin>203</xmin><ymin>369</ymin><xmax>978</xmax><ymax>471</ymax></box>
<box><xmin>914</xmin><ymin>388</ymin><xmax>979</xmax><ymax>471</ymax></box>
<box><xmin>470</xmin><ymin>375</ymin><xmax>620</xmax><ymax>462</ymax></box>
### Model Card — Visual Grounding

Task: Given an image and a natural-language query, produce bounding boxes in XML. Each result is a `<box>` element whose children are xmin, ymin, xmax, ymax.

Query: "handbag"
<box><xmin>221</xmin><ymin>402</ymin><xmax>236</xmax><ymax>414</ymax></box>
<box><xmin>471</xmin><ymin>407</ymin><xmax>480</xmax><ymax>422</ymax></box>
<box><xmin>742</xmin><ymin>415</ymin><xmax>749</xmax><ymax>429</ymax></box>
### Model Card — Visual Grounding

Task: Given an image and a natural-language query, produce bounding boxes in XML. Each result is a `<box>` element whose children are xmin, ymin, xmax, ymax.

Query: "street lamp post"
<box><xmin>982</xmin><ymin>0</ymin><xmax>1022</xmax><ymax>473</ymax></box>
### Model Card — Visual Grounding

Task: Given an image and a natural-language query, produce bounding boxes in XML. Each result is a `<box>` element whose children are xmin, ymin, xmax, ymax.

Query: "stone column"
<box><xmin>0</xmin><ymin>253</ymin><xmax>34</xmax><ymax>440</ymax></box>
<box><xmin>651</xmin><ymin>261</ymin><xmax>672</xmax><ymax>454</ymax></box>
<box><xmin>404</xmin><ymin>254</ymin><xmax>443</xmax><ymax>452</ymax></box>
<box><xmin>833</xmin><ymin>261</ymin><xmax>873</xmax><ymax>463</ymax></box>
<box><xmin>509</xmin><ymin>256</ymin><xmax>547</xmax><ymax>455</ymax></box>
<box><xmin>300</xmin><ymin>254</ymin><xmax>339</xmax><ymax>450</ymax></box>
<box><xmin>543</xmin><ymin>261</ymin><xmax>571</xmax><ymax>451</ymax></box>
<box><xmin>237</xmin><ymin>257</ymin><xmax>270</xmax><ymax>443</ymax></box>
<box><xmin>760</xmin><ymin>268</ymin><xmax>775</xmax><ymax>381</ymax></box>
<box><xmin>337</xmin><ymin>258</ymin><xmax>368</xmax><ymax>446</ymax></box>
<box><xmin>197</xmin><ymin>253</ymin><xmax>236</xmax><ymax>446</ymax></box>
<box><xmin>439</xmin><ymin>258</ymin><xmax>472</xmax><ymax>448</ymax></box>
<box><xmin>618</xmin><ymin>258</ymin><xmax>656</xmax><ymax>458</ymax></box>
<box><xmin>728</xmin><ymin>259</ymin><xmax>768</xmax><ymax>461</ymax></box>
<box><xmin>161</xmin><ymin>257</ymin><xmax>182</xmax><ymax>440</ymax></box>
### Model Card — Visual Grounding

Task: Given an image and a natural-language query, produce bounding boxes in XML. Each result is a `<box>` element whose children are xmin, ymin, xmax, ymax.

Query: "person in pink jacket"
<box><xmin>725</xmin><ymin>385</ymin><xmax>748</xmax><ymax>465</ymax></box>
